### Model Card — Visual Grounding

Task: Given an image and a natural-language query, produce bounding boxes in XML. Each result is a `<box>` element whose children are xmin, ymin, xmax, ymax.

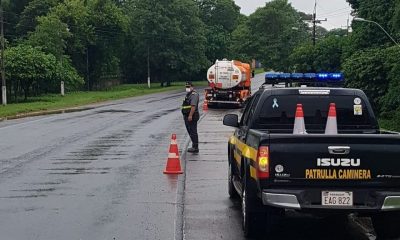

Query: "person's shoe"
<box><xmin>187</xmin><ymin>147</ymin><xmax>199</xmax><ymax>153</ymax></box>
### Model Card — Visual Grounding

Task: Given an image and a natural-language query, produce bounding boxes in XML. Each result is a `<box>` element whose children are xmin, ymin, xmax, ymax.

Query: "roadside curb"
<box><xmin>0</xmin><ymin>88</ymin><xmax>193</xmax><ymax>122</ymax></box>
<box><xmin>174</xmin><ymin>111</ymin><xmax>207</xmax><ymax>240</ymax></box>
<box><xmin>1</xmin><ymin>107</ymin><xmax>95</xmax><ymax>121</ymax></box>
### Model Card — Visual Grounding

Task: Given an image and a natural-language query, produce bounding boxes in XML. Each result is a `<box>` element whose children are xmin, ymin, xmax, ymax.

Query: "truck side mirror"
<box><xmin>223</xmin><ymin>114</ymin><xmax>239</xmax><ymax>128</ymax></box>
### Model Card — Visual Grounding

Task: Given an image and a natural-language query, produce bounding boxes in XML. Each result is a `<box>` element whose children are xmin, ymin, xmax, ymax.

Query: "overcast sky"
<box><xmin>234</xmin><ymin>0</ymin><xmax>352</xmax><ymax>30</ymax></box>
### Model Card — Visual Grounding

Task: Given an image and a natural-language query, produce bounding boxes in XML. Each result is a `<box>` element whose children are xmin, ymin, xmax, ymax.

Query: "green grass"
<box><xmin>0</xmin><ymin>81</ymin><xmax>208</xmax><ymax>118</ymax></box>
<box><xmin>254</xmin><ymin>68</ymin><xmax>266</xmax><ymax>75</ymax></box>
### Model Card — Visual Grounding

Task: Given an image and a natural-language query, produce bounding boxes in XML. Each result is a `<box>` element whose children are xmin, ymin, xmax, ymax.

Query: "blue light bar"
<box><xmin>304</xmin><ymin>73</ymin><xmax>316</xmax><ymax>79</ymax></box>
<box><xmin>291</xmin><ymin>73</ymin><xmax>304</xmax><ymax>79</ymax></box>
<box><xmin>263</xmin><ymin>72</ymin><xmax>344</xmax><ymax>84</ymax></box>
<box><xmin>329</xmin><ymin>73</ymin><xmax>344</xmax><ymax>80</ymax></box>
<box><xmin>279</xmin><ymin>73</ymin><xmax>291</xmax><ymax>79</ymax></box>
<box><xmin>265</xmin><ymin>73</ymin><xmax>279</xmax><ymax>79</ymax></box>
<box><xmin>316</xmin><ymin>73</ymin><xmax>329</xmax><ymax>81</ymax></box>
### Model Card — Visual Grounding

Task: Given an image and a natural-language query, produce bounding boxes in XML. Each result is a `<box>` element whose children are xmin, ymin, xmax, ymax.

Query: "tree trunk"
<box><xmin>24</xmin><ymin>86</ymin><xmax>29</xmax><ymax>101</ymax></box>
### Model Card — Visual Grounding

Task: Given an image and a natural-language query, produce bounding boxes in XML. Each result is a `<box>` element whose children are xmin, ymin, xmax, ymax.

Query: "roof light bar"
<box><xmin>265</xmin><ymin>72</ymin><xmax>344</xmax><ymax>83</ymax></box>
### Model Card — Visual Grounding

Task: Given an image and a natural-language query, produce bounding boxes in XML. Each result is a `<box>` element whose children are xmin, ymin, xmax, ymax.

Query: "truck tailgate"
<box><xmin>267</xmin><ymin>134</ymin><xmax>400</xmax><ymax>187</ymax></box>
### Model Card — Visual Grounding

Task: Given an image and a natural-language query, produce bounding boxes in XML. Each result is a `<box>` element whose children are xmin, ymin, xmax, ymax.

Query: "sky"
<box><xmin>234</xmin><ymin>0</ymin><xmax>352</xmax><ymax>30</ymax></box>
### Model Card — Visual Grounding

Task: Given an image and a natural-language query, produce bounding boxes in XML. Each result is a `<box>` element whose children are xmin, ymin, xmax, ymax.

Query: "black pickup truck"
<box><xmin>223</xmin><ymin>86</ymin><xmax>400</xmax><ymax>239</ymax></box>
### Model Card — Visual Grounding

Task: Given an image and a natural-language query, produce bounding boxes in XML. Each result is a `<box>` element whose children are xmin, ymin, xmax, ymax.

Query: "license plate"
<box><xmin>321</xmin><ymin>191</ymin><xmax>353</xmax><ymax>206</ymax></box>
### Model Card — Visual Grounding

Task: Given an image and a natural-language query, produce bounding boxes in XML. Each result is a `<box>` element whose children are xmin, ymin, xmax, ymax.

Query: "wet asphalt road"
<box><xmin>0</xmin><ymin>90</ymin><xmax>194</xmax><ymax>240</ymax></box>
<box><xmin>0</xmin><ymin>74</ymin><xmax>375</xmax><ymax>240</ymax></box>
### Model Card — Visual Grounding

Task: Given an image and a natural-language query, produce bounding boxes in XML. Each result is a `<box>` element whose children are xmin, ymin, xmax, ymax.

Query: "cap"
<box><xmin>185</xmin><ymin>81</ymin><xmax>193</xmax><ymax>87</ymax></box>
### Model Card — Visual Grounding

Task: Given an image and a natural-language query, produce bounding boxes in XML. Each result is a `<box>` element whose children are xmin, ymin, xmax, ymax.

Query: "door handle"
<box><xmin>328</xmin><ymin>146</ymin><xmax>351</xmax><ymax>155</ymax></box>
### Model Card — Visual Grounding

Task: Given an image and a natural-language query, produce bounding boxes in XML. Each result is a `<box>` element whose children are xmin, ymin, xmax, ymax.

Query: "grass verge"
<box><xmin>254</xmin><ymin>68</ymin><xmax>266</xmax><ymax>75</ymax></box>
<box><xmin>0</xmin><ymin>81</ymin><xmax>208</xmax><ymax>118</ymax></box>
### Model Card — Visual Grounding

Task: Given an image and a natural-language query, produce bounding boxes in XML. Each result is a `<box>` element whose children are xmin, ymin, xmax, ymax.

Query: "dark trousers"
<box><xmin>184</xmin><ymin>114</ymin><xmax>199</xmax><ymax>149</ymax></box>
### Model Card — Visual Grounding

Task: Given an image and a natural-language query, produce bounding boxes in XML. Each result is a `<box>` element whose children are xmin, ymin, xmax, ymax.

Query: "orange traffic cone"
<box><xmin>325</xmin><ymin>103</ymin><xmax>338</xmax><ymax>135</ymax></box>
<box><xmin>293</xmin><ymin>104</ymin><xmax>307</xmax><ymax>134</ymax></box>
<box><xmin>163</xmin><ymin>134</ymin><xmax>183</xmax><ymax>174</ymax></box>
<box><xmin>203</xmin><ymin>100</ymin><xmax>208</xmax><ymax>111</ymax></box>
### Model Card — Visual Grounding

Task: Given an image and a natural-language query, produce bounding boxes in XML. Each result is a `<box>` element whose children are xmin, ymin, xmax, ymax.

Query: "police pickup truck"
<box><xmin>223</xmin><ymin>73</ymin><xmax>400</xmax><ymax>239</ymax></box>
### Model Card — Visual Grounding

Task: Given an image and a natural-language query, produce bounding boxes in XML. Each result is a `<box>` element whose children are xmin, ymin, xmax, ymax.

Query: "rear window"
<box><xmin>254</xmin><ymin>95</ymin><xmax>377</xmax><ymax>133</ymax></box>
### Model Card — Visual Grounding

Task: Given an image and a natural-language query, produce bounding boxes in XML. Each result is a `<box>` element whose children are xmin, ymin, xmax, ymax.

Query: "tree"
<box><xmin>16</xmin><ymin>0</ymin><xmax>60</xmax><ymax>35</ymax></box>
<box><xmin>125</xmin><ymin>0</ymin><xmax>207</xmax><ymax>85</ymax></box>
<box><xmin>348</xmin><ymin>0</ymin><xmax>397</xmax><ymax>50</ymax></box>
<box><xmin>230</xmin><ymin>17</ymin><xmax>252</xmax><ymax>62</ymax></box>
<box><xmin>313</xmin><ymin>36</ymin><xmax>345</xmax><ymax>72</ymax></box>
<box><xmin>342</xmin><ymin>48</ymin><xmax>389</xmax><ymax>112</ymax></box>
<box><xmin>196</xmin><ymin>0</ymin><xmax>241</xmax><ymax>62</ymax></box>
<box><xmin>289</xmin><ymin>43</ymin><xmax>316</xmax><ymax>72</ymax></box>
<box><xmin>5</xmin><ymin>44</ymin><xmax>56</xmax><ymax>100</ymax></box>
<box><xmin>27</xmin><ymin>15</ymin><xmax>72</xmax><ymax>60</ymax></box>
<box><xmin>86</xmin><ymin>0</ymin><xmax>128</xmax><ymax>89</ymax></box>
<box><xmin>245</xmin><ymin>0</ymin><xmax>309</xmax><ymax>71</ymax></box>
<box><xmin>379</xmin><ymin>46</ymin><xmax>400</xmax><ymax>114</ymax></box>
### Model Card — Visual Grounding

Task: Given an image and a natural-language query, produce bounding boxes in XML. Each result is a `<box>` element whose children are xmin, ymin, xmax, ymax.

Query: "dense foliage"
<box><xmin>287</xmin><ymin>0</ymin><xmax>400</xmax><ymax>130</ymax></box>
<box><xmin>1</xmin><ymin>0</ymin><xmax>313</xmax><ymax>102</ymax></box>
<box><xmin>2</xmin><ymin>0</ymin><xmax>400</xmax><ymax>131</ymax></box>
<box><xmin>1</xmin><ymin>0</ymin><xmax>245</xmax><ymax>101</ymax></box>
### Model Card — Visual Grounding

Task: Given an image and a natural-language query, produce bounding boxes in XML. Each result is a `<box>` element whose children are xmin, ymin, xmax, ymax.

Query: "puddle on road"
<box><xmin>96</xmin><ymin>109</ymin><xmax>134</xmax><ymax>114</ymax></box>
<box><xmin>48</xmin><ymin>171</ymin><xmax>109</xmax><ymax>175</ymax></box>
<box><xmin>145</xmin><ymin>94</ymin><xmax>182</xmax><ymax>104</ymax></box>
<box><xmin>11</xmin><ymin>188</ymin><xmax>56</xmax><ymax>192</ymax></box>
<box><xmin>0</xmin><ymin>194</ymin><xmax>48</xmax><ymax>199</ymax></box>
<box><xmin>140</xmin><ymin>108</ymin><xmax>179</xmax><ymax>124</ymax></box>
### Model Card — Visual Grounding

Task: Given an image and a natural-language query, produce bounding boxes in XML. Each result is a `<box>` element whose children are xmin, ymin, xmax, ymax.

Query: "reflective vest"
<box><xmin>181</xmin><ymin>91</ymin><xmax>195</xmax><ymax>115</ymax></box>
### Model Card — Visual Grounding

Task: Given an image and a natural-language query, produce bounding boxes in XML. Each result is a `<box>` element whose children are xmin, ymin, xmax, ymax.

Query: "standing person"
<box><xmin>181</xmin><ymin>82</ymin><xmax>200</xmax><ymax>153</ymax></box>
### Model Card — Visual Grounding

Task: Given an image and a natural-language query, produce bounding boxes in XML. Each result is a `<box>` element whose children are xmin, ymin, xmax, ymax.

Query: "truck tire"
<box><xmin>242</xmin><ymin>167</ymin><xmax>268</xmax><ymax>238</ymax></box>
<box><xmin>228</xmin><ymin>160</ymin><xmax>239</xmax><ymax>199</ymax></box>
<box><xmin>372</xmin><ymin>212</ymin><xmax>400</xmax><ymax>239</ymax></box>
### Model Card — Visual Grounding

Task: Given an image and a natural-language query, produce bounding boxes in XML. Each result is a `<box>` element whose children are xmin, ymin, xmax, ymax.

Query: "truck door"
<box><xmin>234</xmin><ymin>94</ymin><xmax>261</xmax><ymax>175</ymax></box>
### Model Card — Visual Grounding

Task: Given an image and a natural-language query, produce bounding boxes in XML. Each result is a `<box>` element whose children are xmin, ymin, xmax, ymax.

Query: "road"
<box><xmin>0</xmin><ymin>74</ymin><xmax>375</xmax><ymax>240</ymax></box>
<box><xmin>0</xmin><ymin>89</ymin><xmax>193</xmax><ymax>240</ymax></box>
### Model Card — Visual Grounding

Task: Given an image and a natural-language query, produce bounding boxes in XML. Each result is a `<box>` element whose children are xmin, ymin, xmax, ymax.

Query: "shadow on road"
<box><xmin>229</xmin><ymin>199</ymin><xmax>374</xmax><ymax>240</ymax></box>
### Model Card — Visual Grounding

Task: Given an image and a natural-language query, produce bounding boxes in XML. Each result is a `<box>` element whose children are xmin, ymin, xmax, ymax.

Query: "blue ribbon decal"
<box><xmin>272</xmin><ymin>98</ymin><xmax>279</xmax><ymax>109</ymax></box>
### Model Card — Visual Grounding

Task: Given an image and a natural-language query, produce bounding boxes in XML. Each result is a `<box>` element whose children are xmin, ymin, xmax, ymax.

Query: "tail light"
<box><xmin>257</xmin><ymin>146</ymin><xmax>270</xmax><ymax>179</ymax></box>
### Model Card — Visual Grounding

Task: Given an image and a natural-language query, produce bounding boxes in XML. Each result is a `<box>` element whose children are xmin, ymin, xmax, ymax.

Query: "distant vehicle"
<box><xmin>205</xmin><ymin>59</ymin><xmax>252</xmax><ymax>108</ymax></box>
<box><xmin>223</xmin><ymin>73</ymin><xmax>400</xmax><ymax>239</ymax></box>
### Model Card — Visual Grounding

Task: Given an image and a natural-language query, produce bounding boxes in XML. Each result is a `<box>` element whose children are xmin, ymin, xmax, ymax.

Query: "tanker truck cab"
<box><xmin>224</xmin><ymin>73</ymin><xmax>400</xmax><ymax>239</ymax></box>
<box><xmin>206</xmin><ymin>59</ymin><xmax>252</xmax><ymax>107</ymax></box>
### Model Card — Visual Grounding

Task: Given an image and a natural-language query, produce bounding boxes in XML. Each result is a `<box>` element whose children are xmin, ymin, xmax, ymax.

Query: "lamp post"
<box><xmin>1</xmin><ymin>2</ymin><xmax>6</xmax><ymax>105</ymax></box>
<box><xmin>353</xmin><ymin>17</ymin><xmax>400</xmax><ymax>47</ymax></box>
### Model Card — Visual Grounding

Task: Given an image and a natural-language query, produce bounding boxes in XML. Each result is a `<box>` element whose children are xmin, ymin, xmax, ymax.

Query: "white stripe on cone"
<box><xmin>168</xmin><ymin>153</ymin><xmax>179</xmax><ymax>159</ymax></box>
<box><xmin>293</xmin><ymin>117</ymin><xmax>307</xmax><ymax>134</ymax></box>
<box><xmin>325</xmin><ymin>103</ymin><xmax>338</xmax><ymax>134</ymax></box>
<box><xmin>293</xmin><ymin>104</ymin><xmax>307</xmax><ymax>135</ymax></box>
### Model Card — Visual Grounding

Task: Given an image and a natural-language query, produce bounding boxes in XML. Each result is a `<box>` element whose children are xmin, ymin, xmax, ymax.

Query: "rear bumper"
<box><xmin>262</xmin><ymin>189</ymin><xmax>400</xmax><ymax>212</ymax></box>
<box><xmin>207</xmin><ymin>100</ymin><xmax>241</xmax><ymax>104</ymax></box>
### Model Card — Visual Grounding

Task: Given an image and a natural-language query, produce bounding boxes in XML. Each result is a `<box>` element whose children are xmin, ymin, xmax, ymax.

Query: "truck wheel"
<box><xmin>242</xmin><ymin>168</ymin><xmax>267</xmax><ymax>238</ymax></box>
<box><xmin>228</xmin><ymin>161</ymin><xmax>239</xmax><ymax>199</ymax></box>
<box><xmin>372</xmin><ymin>212</ymin><xmax>400</xmax><ymax>239</ymax></box>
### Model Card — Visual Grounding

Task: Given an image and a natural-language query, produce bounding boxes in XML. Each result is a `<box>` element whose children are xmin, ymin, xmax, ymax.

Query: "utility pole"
<box><xmin>0</xmin><ymin>2</ymin><xmax>6</xmax><ymax>105</ymax></box>
<box><xmin>312</xmin><ymin>0</ymin><xmax>327</xmax><ymax>46</ymax></box>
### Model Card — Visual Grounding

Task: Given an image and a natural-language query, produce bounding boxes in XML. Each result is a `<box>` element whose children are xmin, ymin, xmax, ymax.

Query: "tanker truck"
<box><xmin>205</xmin><ymin>59</ymin><xmax>252</xmax><ymax>107</ymax></box>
